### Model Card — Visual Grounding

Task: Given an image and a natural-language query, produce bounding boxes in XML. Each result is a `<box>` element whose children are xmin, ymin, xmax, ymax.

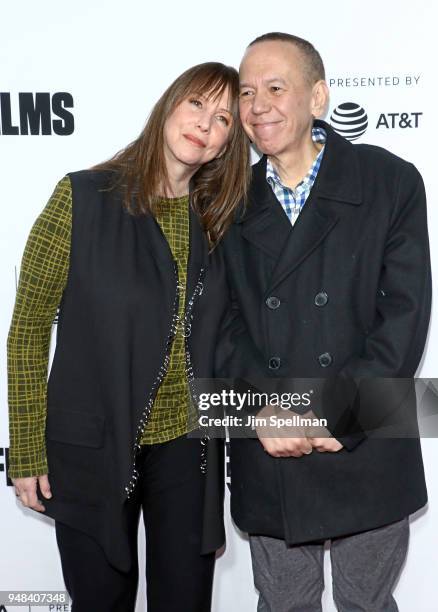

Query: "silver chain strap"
<box><xmin>180</xmin><ymin>268</ymin><xmax>210</xmax><ymax>474</ymax></box>
<box><xmin>124</xmin><ymin>264</ymin><xmax>209</xmax><ymax>497</ymax></box>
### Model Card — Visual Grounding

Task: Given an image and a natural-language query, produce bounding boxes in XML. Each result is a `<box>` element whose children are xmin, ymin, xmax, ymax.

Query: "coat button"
<box><xmin>268</xmin><ymin>356</ymin><xmax>281</xmax><ymax>370</ymax></box>
<box><xmin>266</xmin><ymin>296</ymin><xmax>281</xmax><ymax>309</ymax></box>
<box><xmin>314</xmin><ymin>292</ymin><xmax>328</xmax><ymax>307</ymax></box>
<box><xmin>318</xmin><ymin>352</ymin><xmax>333</xmax><ymax>368</ymax></box>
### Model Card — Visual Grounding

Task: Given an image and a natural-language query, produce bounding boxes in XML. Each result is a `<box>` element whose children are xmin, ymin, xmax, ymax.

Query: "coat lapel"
<box><xmin>268</xmin><ymin>194</ymin><xmax>339</xmax><ymax>292</ymax></box>
<box><xmin>239</xmin><ymin>156</ymin><xmax>292</xmax><ymax>261</ymax></box>
<box><xmin>186</xmin><ymin>205</ymin><xmax>209</xmax><ymax>298</ymax></box>
<box><xmin>134</xmin><ymin>191</ymin><xmax>209</xmax><ymax>295</ymax></box>
<box><xmin>136</xmin><ymin>212</ymin><xmax>174</xmax><ymax>265</ymax></box>
<box><xmin>238</xmin><ymin>121</ymin><xmax>363</xmax><ymax>292</ymax></box>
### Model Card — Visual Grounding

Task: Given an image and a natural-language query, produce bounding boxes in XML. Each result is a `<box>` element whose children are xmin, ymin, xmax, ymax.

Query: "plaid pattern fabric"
<box><xmin>140</xmin><ymin>196</ymin><xmax>195</xmax><ymax>443</ymax></box>
<box><xmin>7</xmin><ymin>178</ymin><xmax>193</xmax><ymax>479</ymax></box>
<box><xmin>266</xmin><ymin>126</ymin><xmax>326</xmax><ymax>225</ymax></box>
<box><xmin>7</xmin><ymin>177</ymin><xmax>71</xmax><ymax>478</ymax></box>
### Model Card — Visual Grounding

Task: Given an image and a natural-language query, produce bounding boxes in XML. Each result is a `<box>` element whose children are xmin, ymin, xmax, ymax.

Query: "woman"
<box><xmin>7</xmin><ymin>62</ymin><xmax>250</xmax><ymax>611</ymax></box>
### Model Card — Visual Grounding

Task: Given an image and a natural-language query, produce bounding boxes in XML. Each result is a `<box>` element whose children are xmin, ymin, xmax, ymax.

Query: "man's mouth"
<box><xmin>252</xmin><ymin>120</ymin><xmax>283</xmax><ymax>130</ymax></box>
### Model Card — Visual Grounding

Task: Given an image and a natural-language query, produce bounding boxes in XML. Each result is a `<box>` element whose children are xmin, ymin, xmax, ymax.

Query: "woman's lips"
<box><xmin>183</xmin><ymin>134</ymin><xmax>206</xmax><ymax>147</ymax></box>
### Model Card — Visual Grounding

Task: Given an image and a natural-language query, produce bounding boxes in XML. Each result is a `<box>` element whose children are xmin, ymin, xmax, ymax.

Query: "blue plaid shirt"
<box><xmin>266</xmin><ymin>127</ymin><xmax>326</xmax><ymax>225</ymax></box>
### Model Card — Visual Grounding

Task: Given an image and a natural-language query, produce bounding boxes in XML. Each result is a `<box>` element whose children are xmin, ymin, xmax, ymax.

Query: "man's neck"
<box><xmin>268</xmin><ymin>136</ymin><xmax>323</xmax><ymax>191</ymax></box>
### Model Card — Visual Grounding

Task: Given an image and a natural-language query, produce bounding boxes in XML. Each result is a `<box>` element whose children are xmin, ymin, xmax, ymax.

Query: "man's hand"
<box><xmin>255</xmin><ymin>405</ymin><xmax>313</xmax><ymax>457</ymax></box>
<box><xmin>255</xmin><ymin>406</ymin><xmax>344</xmax><ymax>457</ymax></box>
<box><xmin>305</xmin><ymin>415</ymin><xmax>344</xmax><ymax>453</ymax></box>
<box><xmin>308</xmin><ymin>436</ymin><xmax>344</xmax><ymax>452</ymax></box>
<box><xmin>12</xmin><ymin>474</ymin><xmax>52</xmax><ymax>512</ymax></box>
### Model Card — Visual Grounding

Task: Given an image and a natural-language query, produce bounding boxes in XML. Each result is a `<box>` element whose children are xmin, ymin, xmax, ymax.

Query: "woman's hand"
<box><xmin>12</xmin><ymin>475</ymin><xmax>52</xmax><ymax>512</ymax></box>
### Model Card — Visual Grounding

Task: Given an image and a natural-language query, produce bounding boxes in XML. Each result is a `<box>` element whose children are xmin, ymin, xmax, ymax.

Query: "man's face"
<box><xmin>239</xmin><ymin>41</ymin><xmax>319</xmax><ymax>157</ymax></box>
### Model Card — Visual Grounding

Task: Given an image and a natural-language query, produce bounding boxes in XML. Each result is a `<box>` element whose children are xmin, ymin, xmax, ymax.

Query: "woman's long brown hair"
<box><xmin>94</xmin><ymin>62</ymin><xmax>250</xmax><ymax>247</ymax></box>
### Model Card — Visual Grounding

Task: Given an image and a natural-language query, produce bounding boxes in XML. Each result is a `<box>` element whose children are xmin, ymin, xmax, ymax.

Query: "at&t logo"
<box><xmin>376</xmin><ymin>112</ymin><xmax>422</xmax><ymax>129</ymax></box>
<box><xmin>330</xmin><ymin>102</ymin><xmax>368</xmax><ymax>141</ymax></box>
<box><xmin>330</xmin><ymin>102</ymin><xmax>423</xmax><ymax>141</ymax></box>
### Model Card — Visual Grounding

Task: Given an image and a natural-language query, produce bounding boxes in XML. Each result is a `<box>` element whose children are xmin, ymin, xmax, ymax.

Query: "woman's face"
<box><xmin>163</xmin><ymin>87</ymin><xmax>233</xmax><ymax>173</ymax></box>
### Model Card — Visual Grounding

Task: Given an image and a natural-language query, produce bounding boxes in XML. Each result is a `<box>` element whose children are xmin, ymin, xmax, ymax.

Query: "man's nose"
<box><xmin>251</xmin><ymin>90</ymin><xmax>271</xmax><ymax>115</ymax></box>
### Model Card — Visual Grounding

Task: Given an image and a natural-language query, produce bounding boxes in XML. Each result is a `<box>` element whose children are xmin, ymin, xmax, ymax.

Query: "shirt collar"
<box><xmin>266</xmin><ymin>126</ymin><xmax>327</xmax><ymax>193</ymax></box>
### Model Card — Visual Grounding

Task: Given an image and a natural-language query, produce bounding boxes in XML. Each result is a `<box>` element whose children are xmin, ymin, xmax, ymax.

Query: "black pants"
<box><xmin>55</xmin><ymin>436</ymin><xmax>215</xmax><ymax>612</ymax></box>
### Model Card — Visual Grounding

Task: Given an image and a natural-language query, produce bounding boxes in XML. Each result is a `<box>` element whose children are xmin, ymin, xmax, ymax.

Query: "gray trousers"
<box><xmin>249</xmin><ymin>518</ymin><xmax>409</xmax><ymax>612</ymax></box>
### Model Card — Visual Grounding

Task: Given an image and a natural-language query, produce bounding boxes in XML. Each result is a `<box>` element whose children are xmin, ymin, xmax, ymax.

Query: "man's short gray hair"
<box><xmin>248</xmin><ymin>32</ymin><xmax>325</xmax><ymax>85</ymax></box>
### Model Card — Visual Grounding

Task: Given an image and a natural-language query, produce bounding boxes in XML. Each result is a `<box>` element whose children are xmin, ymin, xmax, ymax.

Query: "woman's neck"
<box><xmin>163</xmin><ymin>154</ymin><xmax>201</xmax><ymax>197</ymax></box>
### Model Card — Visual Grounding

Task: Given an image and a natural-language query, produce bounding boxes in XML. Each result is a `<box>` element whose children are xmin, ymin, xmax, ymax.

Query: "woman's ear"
<box><xmin>214</xmin><ymin>144</ymin><xmax>228</xmax><ymax>159</ymax></box>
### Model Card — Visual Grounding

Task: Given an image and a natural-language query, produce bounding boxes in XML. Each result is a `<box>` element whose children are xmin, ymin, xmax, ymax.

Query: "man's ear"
<box><xmin>311</xmin><ymin>80</ymin><xmax>330</xmax><ymax>119</ymax></box>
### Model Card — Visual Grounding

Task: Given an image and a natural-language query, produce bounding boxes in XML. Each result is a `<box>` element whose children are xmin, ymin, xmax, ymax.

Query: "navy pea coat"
<box><xmin>217</xmin><ymin>120</ymin><xmax>431</xmax><ymax>543</ymax></box>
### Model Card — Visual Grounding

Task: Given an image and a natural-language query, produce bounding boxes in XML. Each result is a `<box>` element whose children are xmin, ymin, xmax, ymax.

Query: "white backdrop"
<box><xmin>1</xmin><ymin>1</ymin><xmax>437</xmax><ymax>610</ymax></box>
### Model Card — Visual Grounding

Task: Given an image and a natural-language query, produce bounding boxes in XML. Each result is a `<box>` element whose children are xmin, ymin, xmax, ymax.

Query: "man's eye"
<box><xmin>270</xmin><ymin>86</ymin><xmax>282</xmax><ymax>92</ymax></box>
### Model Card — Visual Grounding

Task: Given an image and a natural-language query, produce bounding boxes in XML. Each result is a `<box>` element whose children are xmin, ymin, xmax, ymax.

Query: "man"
<box><xmin>218</xmin><ymin>33</ymin><xmax>431</xmax><ymax>611</ymax></box>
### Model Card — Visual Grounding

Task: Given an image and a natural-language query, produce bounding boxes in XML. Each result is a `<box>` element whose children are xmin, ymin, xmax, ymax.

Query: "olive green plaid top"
<box><xmin>141</xmin><ymin>196</ymin><xmax>197</xmax><ymax>444</ymax></box>
<box><xmin>7</xmin><ymin>176</ymin><xmax>194</xmax><ymax>479</ymax></box>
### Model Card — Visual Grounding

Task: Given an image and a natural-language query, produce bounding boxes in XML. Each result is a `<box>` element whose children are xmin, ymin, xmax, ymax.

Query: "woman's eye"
<box><xmin>217</xmin><ymin>115</ymin><xmax>229</xmax><ymax>125</ymax></box>
<box><xmin>189</xmin><ymin>98</ymin><xmax>202</xmax><ymax>107</ymax></box>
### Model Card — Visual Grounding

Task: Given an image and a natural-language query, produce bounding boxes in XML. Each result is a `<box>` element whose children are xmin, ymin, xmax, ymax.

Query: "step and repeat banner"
<box><xmin>1</xmin><ymin>1</ymin><xmax>436</xmax><ymax>610</ymax></box>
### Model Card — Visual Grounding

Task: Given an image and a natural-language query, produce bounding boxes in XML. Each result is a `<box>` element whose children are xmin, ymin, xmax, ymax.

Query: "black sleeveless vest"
<box><xmin>42</xmin><ymin>170</ymin><xmax>226</xmax><ymax>571</ymax></box>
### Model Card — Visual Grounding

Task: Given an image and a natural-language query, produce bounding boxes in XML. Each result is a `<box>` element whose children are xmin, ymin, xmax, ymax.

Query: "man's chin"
<box><xmin>253</xmin><ymin>141</ymin><xmax>280</xmax><ymax>156</ymax></box>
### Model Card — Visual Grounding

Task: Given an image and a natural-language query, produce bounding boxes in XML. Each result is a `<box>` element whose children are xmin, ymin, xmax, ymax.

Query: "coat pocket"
<box><xmin>46</xmin><ymin>408</ymin><xmax>105</xmax><ymax>448</ymax></box>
